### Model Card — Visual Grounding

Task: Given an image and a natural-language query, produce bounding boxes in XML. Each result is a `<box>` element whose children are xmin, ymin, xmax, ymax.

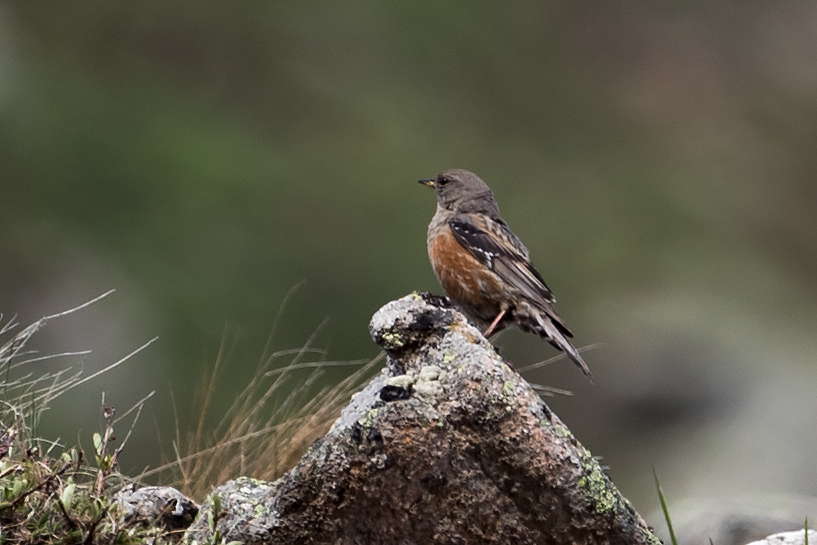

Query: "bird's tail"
<box><xmin>528</xmin><ymin>308</ymin><xmax>593</xmax><ymax>382</ymax></box>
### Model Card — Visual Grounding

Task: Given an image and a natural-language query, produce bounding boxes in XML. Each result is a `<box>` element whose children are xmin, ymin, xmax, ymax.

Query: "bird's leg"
<box><xmin>483</xmin><ymin>309</ymin><xmax>506</xmax><ymax>338</ymax></box>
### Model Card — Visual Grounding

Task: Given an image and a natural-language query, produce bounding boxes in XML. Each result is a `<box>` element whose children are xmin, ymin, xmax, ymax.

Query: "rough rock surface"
<box><xmin>113</xmin><ymin>484</ymin><xmax>199</xmax><ymax>530</ymax></box>
<box><xmin>185</xmin><ymin>292</ymin><xmax>660</xmax><ymax>545</ymax></box>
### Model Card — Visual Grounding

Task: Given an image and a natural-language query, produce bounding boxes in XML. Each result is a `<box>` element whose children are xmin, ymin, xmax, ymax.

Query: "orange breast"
<box><xmin>428</xmin><ymin>229</ymin><xmax>504</xmax><ymax>323</ymax></box>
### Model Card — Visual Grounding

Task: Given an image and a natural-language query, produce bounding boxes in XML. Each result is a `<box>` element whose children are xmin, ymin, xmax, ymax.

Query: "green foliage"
<box><xmin>0</xmin><ymin>431</ymin><xmax>164</xmax><ymax>544</ymax></box>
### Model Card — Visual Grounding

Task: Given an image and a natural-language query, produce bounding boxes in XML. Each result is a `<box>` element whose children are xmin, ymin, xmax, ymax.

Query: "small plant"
<box><xmin>0</xmin><ymin>408</ymin><xmax>164</xmax><ymax>544</ymax></box>
<box><xmin>0</xmin><ymin>294</ymin><xmax>168</xmax><ymax>544</ymax></box>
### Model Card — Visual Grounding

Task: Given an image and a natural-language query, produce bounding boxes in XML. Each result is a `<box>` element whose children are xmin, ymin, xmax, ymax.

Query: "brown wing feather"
<box><xmin>448</xmin><ymin>215</ymin><xmax>572</xmax><ymax>337</ymax></box>
<box><xmin>447</xmin><ymin>214</ymin><xmax>590</xmax><ymax>379</ymax></box>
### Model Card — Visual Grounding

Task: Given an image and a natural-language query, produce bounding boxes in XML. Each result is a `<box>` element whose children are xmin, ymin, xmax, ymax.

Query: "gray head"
<box><xmin>418</xmin><ymin>169</ymin><xmax>500</xmax><ymax>215</ymax></box>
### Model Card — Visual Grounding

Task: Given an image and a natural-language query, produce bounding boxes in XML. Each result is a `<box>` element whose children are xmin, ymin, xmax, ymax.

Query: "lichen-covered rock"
<box><xmin>185</xmin><ymin>292</ymin><xmax>659</xmax><ymax>545</ymax></box>
<box><xmin>114</xmin><ymin>484</ymin><xmax>198</xmax><ymax>530</ymax></box>
<box><xmin>184</xmin><ymin>477</ymin><xmax>276</xmax><ymax>544</ymax></box>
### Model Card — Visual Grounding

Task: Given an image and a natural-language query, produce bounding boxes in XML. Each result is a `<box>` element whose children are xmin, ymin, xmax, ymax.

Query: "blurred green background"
<box><xmin>2</xmin><ymin>0</ymin><xmax>817</xmax><ymax>523</ymax></box>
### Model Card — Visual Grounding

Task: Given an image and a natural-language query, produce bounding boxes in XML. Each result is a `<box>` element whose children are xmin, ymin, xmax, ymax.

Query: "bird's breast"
<box><xmin>427</xmin><ymin>227</ymin><xmax>505</xmax><ymax>323</ymax></box>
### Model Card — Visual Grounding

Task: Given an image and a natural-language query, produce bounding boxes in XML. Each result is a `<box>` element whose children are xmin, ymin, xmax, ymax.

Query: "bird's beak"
<box><xmin>418</xmin><ymin>178</ymin><xmax>436</xmax><ymax>188</ymax></box>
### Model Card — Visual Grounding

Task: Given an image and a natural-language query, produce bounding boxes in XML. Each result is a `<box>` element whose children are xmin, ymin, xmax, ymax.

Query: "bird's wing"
<box><xmin>448</xmin><ymin>214</ymin><xmax>573</xmax><ymax>333</ymax></box>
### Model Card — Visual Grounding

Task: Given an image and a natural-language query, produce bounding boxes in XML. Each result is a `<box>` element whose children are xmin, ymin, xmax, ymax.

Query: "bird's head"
<box><xmin>419</xmin><ymin>169</ymin><xmax>497</xmax><ymax>213</ymax></box>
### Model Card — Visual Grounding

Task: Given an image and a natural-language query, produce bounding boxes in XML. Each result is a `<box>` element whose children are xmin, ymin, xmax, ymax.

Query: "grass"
<box><xmin>0</xmin><ymin>293</ymin><xmax>166</xmax><ymax>544</ymax></box>
<box><xmin>0</xmin><ymin>289</ymin><xmax>381</xmax><ymax>542</ymax></box>
<box><xmin>141</xmin><ymin>320</ymin><xmax>381</xmax><ymax>500</ymax></box>
<box><xmin>136</xmin><ymin>281</ymin><xmax>383</xmax><ymax>499</ymax></box>
<box><xmin>653</xmin><ymin>467</ymin><xmax>679</xmax><ymax>545</ymax></box>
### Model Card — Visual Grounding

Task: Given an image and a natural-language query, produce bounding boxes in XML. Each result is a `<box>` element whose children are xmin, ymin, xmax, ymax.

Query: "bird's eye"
<box><xmin>437</xmin><ymin>176</ymin><xmax>450</xmax><ymax>186</ymax></box>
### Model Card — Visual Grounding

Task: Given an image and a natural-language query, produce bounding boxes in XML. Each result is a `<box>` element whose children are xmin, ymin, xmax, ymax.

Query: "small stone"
<box><xmin>114</xmin><ymin>485</ymin><xmax>198</xmax><ymax>530</ymax></box>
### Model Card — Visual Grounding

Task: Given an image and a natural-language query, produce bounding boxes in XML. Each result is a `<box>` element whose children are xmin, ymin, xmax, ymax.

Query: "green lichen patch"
<box><xmin>548</xmin><ymin>419</ymin><xmax>572</xmax><ymax>439</ymax></box>
<box><xmin>380</xmin><ymin>329</ymin><xmax>408</xmax><ymax>350</ymax></box>
<box><xmin>357</xmin><ymin>408</ymin><xmax>381</xmax><ymax>428</ymax></box>
<box><xmin>577</xmin><ymin>452</ymin><xmax>620</xmax><ymax>518</ymax></box>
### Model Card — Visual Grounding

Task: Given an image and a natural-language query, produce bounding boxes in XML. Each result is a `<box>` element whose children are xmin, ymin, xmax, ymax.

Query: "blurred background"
<box><xmin>2</xmin><ymin>1</ymin><xmax>816</xmax><ymax>537</ymax></box>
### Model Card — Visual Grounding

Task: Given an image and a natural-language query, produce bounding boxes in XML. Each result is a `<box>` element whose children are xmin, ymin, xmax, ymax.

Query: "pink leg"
<box><xmin>483</xmin><ymin>309</ymin><xmax>507</xmax><ymax>338</ymax></box>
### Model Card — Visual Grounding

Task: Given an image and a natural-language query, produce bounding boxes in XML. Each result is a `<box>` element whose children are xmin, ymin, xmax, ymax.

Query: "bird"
<box><xmin>419</xmin><ymin>168</ymin><xmax>592</xmax><ymax>380</ymax></box>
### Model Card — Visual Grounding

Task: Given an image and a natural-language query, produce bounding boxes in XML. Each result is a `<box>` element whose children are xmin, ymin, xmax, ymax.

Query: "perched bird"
<box><xmin>419</xmin><ymin>169</ymin><xmax>592</xmax><ymax>380</ymax></box>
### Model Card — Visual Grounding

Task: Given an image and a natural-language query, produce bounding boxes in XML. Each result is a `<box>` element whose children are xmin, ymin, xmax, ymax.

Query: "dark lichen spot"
<box><xmin>351</xmin><ymin>421</ymin><xmax>385</xmax><ymax>448</ymax></box>
<box><xmin>366</xmin><ymin>427</ymin><xmax>384</xmax><ymax>447</ymax></box>
<box><xmin>409</xmin><ymin>309</ymin><xmax>455</xmax><ymax>333</ymax></box>
<box><xmin>538</xmin><ymin>400</ymin><xmax>553</xmax><ymax>422</ymax></box>
<box><xmin>350</xmin><ymin>422</ymin><xmax>364</xmax><ymax>444</ymax></box>
<box><xmin>379</xmin><ymin>384</ymin><xmax>412</xmax><ymax>402</ymax></box>
<box><xmin>416</xmin><ymin>291</ymin><xmax>453</xmax><ymax>309</ymax></box>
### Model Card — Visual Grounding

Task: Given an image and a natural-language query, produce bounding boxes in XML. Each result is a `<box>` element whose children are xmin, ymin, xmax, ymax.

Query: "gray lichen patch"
<box><xmin>413</xmin><ymin>365</ymin><xmax>446</xmax><ymax>400</ymax></box>
<box><xmin>386</xmin><ymin>374</ymin><xmax>415</xmax><ymax>389</ymax></box>
<box><xmin>418</xmin><ymin>365</ymin><xmax>443</xmax><ymax>382</ymax></box>
<box><xmin>186</xmin><ymin>477</ymin><xmax>279</xmax><ymax>545</ymax></box>
<box><xmin>413</xmin><ymin>379</ymin><xmax>442</xmax><ymax>399</ymax></box>
<box><xmin>115</xmin><ymin>485</ymin><xmax>199</xmax><ymax>530</ymax></box>
<box><xmin>369</xmin><ymin>293</ymin><xmax>459</xmax><ymax>355</ymax></box>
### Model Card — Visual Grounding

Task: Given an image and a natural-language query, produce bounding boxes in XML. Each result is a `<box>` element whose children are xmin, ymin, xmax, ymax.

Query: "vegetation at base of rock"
<box><xmin>0</xmin><ymin>294</ymin><xmax>380</xmax><ymax>542</ymax></box>
<box><xmin>0</xmin><ymin>440</ymin><xmax>179</xmax><ymax>545</ymax></box>
<box><xmin>0</xmin><ymin>301</ymin><xmax>176</xmax><ymax>544</ymax></box>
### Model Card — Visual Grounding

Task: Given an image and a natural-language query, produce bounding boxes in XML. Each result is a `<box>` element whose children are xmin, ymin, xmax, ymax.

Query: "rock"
<box><xmin>654</xmin><ymin>495</ymin><xmax>817</xmax><ymax>545</ymax></box>
<box><xmin>185</xmin><ymin>292</ymin><xmax>659</xmax><ymax>545</ymax></box>
<box><xmin>746</xmin><ymin>529</ymin><xmax>817</xmax><ymax>545</ymax></box>
<box><xmin>114</xmin><ymin>484</ymin><xmax>199</xmax><ymax>530</ymax></box>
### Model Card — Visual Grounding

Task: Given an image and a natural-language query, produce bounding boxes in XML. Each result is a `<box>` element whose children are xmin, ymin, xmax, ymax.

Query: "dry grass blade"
<box><xmin>144</xmin><ymin>328</ymin><xmax>384</xmax><ymax>500</ymax></box>
<box><xmin>528</xmin><ymin>383</ymin><xmax>574</xmax><ymax>397</ymax></box>
<box><xmin>0</xmin><ymin>291</ymin><xmax>157</xmax><ymax>444</ymax></box>
<box><xmin>0</xmin><ymin>290</ymin><xmax>114</xmax><ymax>371</ymax></box>
<box><xmin>0</xmin><ymin>293</ymin><xmax>176</xmax><ymax>545</ymax></box>
<box><xmin>517</xmin><ymin>343</ymin><xmax>603</xmax><ymax>373</ymax></box>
